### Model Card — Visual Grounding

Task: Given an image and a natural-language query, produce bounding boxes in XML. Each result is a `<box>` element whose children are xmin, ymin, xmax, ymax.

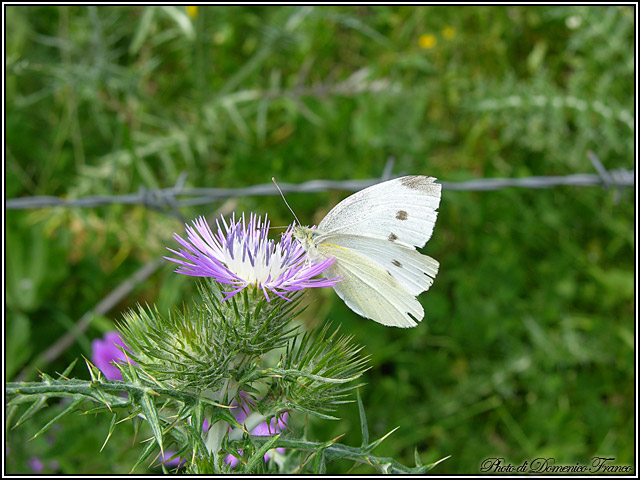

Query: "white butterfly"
<box><xmin>293</xmin><ymin>175</ymin><xmax>441</xmax><ymax>328</ymax></box>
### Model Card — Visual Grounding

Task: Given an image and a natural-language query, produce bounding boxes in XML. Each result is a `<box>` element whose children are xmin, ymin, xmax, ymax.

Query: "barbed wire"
<box><xmin>6</xmin><ymin>155</ymin><xmax>634</xmax><ymax>214</ymax></box>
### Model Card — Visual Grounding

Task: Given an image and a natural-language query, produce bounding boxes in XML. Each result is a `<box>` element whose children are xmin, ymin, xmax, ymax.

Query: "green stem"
<box><xmin>7</xmin><ymin>379</ymin><xmax>205</xmax><ymax>407</ymax></box>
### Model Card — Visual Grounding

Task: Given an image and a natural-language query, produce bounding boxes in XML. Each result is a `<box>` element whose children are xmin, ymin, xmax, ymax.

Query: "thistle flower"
<box><xmin>165</xmin><ymin>214</ymin><xmax>340</xmax><ymax>302</ymax></box>
<box><xmin>91</xmin><ymin>331</ymin><xmax>134</xmax><ymax>381</ymax></box>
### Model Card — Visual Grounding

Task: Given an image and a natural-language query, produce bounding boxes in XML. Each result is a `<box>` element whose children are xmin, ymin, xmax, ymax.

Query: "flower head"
<box><xmin>186</xmin><ymin>5</ymin><xmax>198</xmax><ymax>18</ymax></box>
<box><xmin>29</xmin><ymin>457</ymin><xmax>44</xmax><ymax>474</ymax></box>
<box><xmin>165</xmin><ymin>213</ymin><xmax>340</xmax><ymax>302</ymax></box>
<box><xmin>442</xmin><ymin>26</ymin><xmax>456</xmax><ymax>40</ymax></box>
<box><xmin>418</xmin><ymin>33</ymin><xmax>437</xmax><ymax>49</ymax></box>
<box><xmin>91</xmin><ymin>331</ymin><xmax>134</xmax><ymax>380</ymax></box>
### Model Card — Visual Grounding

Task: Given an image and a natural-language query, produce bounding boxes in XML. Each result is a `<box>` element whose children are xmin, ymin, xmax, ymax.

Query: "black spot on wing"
<box><xmin>388</xmin><ymin>233</ymin><xmax>398</xmax><ymax>242</ymax></box>
<box><xmin>392</xmin><ymin>259</ymin><xmax>402</xmax><ymax>267</ymax></box>
<box><xmin>396</xmin><ymin>210</ymin><xmax>408</xmax><ymax>221</ymax></box>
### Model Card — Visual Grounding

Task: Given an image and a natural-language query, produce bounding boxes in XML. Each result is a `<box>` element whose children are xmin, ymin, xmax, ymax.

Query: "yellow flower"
<box><xmin>418</xmin><ymin>33</ymin><xmax>437</xmax><ymax>49</ymax></box>
<box><xmin>186</xmin><ymin>6</ymin><xmax>198</xmax><ymax>19</ymax></box>
<box><xmin>443</xmin><ymin>26</ymin><xmax>456</xmax><ymax>40</ymax></box>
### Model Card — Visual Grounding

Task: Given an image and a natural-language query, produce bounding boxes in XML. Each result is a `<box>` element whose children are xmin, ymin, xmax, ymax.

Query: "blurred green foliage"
<box><xmin>5</xmin><ymin>5</ymin><xmax>634</xmax><ymax>474</ymax></box>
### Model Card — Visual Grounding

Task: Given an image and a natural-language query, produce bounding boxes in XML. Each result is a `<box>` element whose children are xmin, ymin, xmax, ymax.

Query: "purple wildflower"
<box><xmin>91</xmin><ymin>331</ymin><xmax>134</xmax><ymax>380</ymax></box>
<box><xmin>29</xmin><ymin>457</ymin><xmax>44</xmax><ymax>474</ymax></box>
<box><xmin>165</xmin><ymin>213</ymin><xmax>340</xmax><ymax>302</ymax></box>
<box><xmin>225</xmin><ymin>398</ymin><xmax>288</xmax><ymax>468</ymax></box>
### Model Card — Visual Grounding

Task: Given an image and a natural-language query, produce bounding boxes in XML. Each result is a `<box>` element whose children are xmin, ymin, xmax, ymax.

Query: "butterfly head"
<box><xmin>292</xmin><ymin>225</ymin><xmax>315</xmax><ymax>246</ymax></box>
<box><xmin>292</xmin><ymin>225</ymin><xmax>325</xmax><ymax>259</ymax></box>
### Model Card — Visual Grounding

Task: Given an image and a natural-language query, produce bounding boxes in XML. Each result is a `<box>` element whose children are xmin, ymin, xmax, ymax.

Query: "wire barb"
<box><xmin>587</xmin><ymin>151</ymin><xmax>614</xmax><ymax>189</ymax></box>
<box><xmin>6</xmin><ymin>165</ymin><xmax>634</xmax><ymax>212</ymax></box>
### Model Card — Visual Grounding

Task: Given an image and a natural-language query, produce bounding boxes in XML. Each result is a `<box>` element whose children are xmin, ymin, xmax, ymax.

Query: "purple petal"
<box><xmin>160</xmin><ymin>450</ymin><xmax>185</xmax><ymax>468</ymax></box>
<box><xmin>29</xmin><ymin>457</ymin><xmax>44</xmax><ymax>474</ymax></box>
<box><xmin>165</xmin><ymin>214</ymin><xmax>342</xmax><ymax>303</ymax></box>
<box><xmin>91</xmin><ymin>331</ymin><xmax>134</xmax><ymax>380</ymax></box>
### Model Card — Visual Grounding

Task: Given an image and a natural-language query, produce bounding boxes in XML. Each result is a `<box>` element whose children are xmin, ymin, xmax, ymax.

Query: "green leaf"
<box><xmin>365</xmin><ymin>426</ymin><xmax>400</xmax><ymax>453</ymax></box>
<box><xmin>100</xmin><ymin>413</ymin><xmax>118</xmax><ymax>452</ymax></box>
<box><xmin>269</xmin><ymin>367</ymin><xmax>362</xmax><ymax>384</ymax></box>
<box><xmin>139</xmin><ymin>391</ymin><xmax>164</xmax><ymax>454</ymax></box>
<box><xmin>13</xmin><ymin>396</ymin><xmax>47</xmax><ymax>428</ymax></box>
<box><xmin>244</xmin><ymin>433</ymin><xmax>281</xmax><ymax>472</ymax></box>
<box><xmin>159</xmin><ymin>6</ymin><xmax>195</xmax><ymax>40</ymax></box>
<box><xmin>425</xmin><ymin>455</ymin><xmax>452</xmax><ymax>471</ymax></box>
<box><xmin>130</xmin><ymin>436</ymin><xmax>161</xmax><ymax>474</ymax></box>
<box><xmin>31</xmin><ymin>397</ymin><xmax>83</xmax><ymax>439</ymax></box>
<box><xmin>5</xmin><ymin>311</ymin><xmax>32</xmax><ymax>379</ymax></box>
<box><xmin>356</xmin><ymin>389</ymin><xmax>369</xmax><ymax>447</ymax></box>
<box><xmin>5</xmin><ymin>222</ymin><xmax>45</xmax><ymax>311</ymax></box>
<box><xmin>286</xmin><ymin>404</ymin><xmax>340</xmax><ymax>421</ymax></box>
<box><xmin>57</xmin><ymin>358</ymin><xmax>79</xmax><ymax>379</ymax></box>
<box><xmin>129</xmin><ymin>6</ymin><xmax>155</xmax><ymax>55</ymax></box>
<box><xmin>313</xmin><ymin>448</ymin><xmax>327</xmax><ymax>474</ymax></box>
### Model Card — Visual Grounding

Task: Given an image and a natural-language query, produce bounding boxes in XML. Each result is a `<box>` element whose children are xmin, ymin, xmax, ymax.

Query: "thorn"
<box><xmin>429</xmin><ymin>455</ymin><xmax>452</xmax><ymax>469</ymax></box>
<box><xmin>587</xmin><ymin>151</ymin><xmax>613</xmax><ymax>188</ymax></box>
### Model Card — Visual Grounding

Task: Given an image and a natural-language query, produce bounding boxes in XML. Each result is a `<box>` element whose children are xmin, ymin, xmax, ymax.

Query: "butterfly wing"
<box><xmin>317</xmin><ymin>239</ymin><xmax>436</xmax><ymax>328</ymax></box>
<box><xmin>304</xmin><ymin>175</ymin><xmax>441</xmax><ymax>327</ymax></box>
<box><xmin>318</xmin><ymin>246</ymin><xmax>420</xmax><ymax>327</ymax></box>
<box><xmin>318</xmin><ymin>176</ymin><xmax>441</xmax><ymax>249</ymax></box>
<box><xmin>320</xmin><ymin>234</ymin><xmax>439</xmax><ymax>296</ymax></box>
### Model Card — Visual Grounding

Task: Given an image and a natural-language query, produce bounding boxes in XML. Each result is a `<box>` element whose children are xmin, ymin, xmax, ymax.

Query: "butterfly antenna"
<box><xmin>272</xmin><ymin>177</ymin><xmax>302</xmax><ymax>225</ymax></box>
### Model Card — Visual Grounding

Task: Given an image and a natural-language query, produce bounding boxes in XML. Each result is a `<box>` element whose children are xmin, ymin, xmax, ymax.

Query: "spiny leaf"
<box><xmin>244</xmin><ymin>433</ymin><xmax>281</xmax><ymax>472</ymax></box>
<box><xmin>13</xmin><ymin>396</ymin><xmax>47</xmax><ymax>428</ymax></box>
<box><xmin>31</xmin><ymin>397</ymin><xmax>83</xmax><ymax>440</ymax></box>
<box><xmin>57</xmin><ymin>358</ymin><xmax>78</xmax><ymax>379</ymax></box>
<box><xmin>285</xmin><ymin>404</ymin><xmax>339</xmax><ymax>421</ymax></box>
<box><xmin>307</xmin><ymin>436</ymin><xmax>341</xmax><ymax>471</ymax></box>
<box><xmin>89</xmin><ymin>385</ymin><xmax>115</xmax><ymax>413</ymax></box>
<box><xmin>100</xmin><ymin>413</ymin><xmax>118</xmax><ymax>452</ymax></box>
<box><xmin>81</xmin><ymin>404</ymin><xmax>117</xmax><ymax>416</ymax></box>
<box><xmin>414</xmin><ymin>447</ymin><xmax>422</xmax><ymax>467</ymax></box>
<box><xmin>268</xmin><ymin>367</ymin><xmax>362</xmax><ymax>384</ymax></box>
<box><xmin>83</xmin><ymin>355</ymin><xmax>101</xmax><ymax>382</ymax></box>
<box><xmin>365</xmin><ymin>426</ymin><xmax>400</xmax><ymax>453</ymax></box>
<box><xmin>426</xmin><ymin>455</ymin><xmax>452</xmax><ymax>471</ymax></box>
<box><xmin>313</xmin><ymin>448</ymin><xmax>327</xmax><ymax>474</ymax></box>
<box><xmin>139</xmin><ymin>391</ymin><xmax>164</xmax><ymax>454</ymax></box>
<box><xmin>129</xmin><ymin>436</ymin><xmax>161</xmax><ymax>474</ymax></box>
<box><xmin>356</xmin><ymin>389</ymin><xmax>369</xmax><ymax>447</ymax></box>
<box><xmin>116</xmin><ymin>406</ymin><xmax>143</xmax><ymax>424</ymax></box>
